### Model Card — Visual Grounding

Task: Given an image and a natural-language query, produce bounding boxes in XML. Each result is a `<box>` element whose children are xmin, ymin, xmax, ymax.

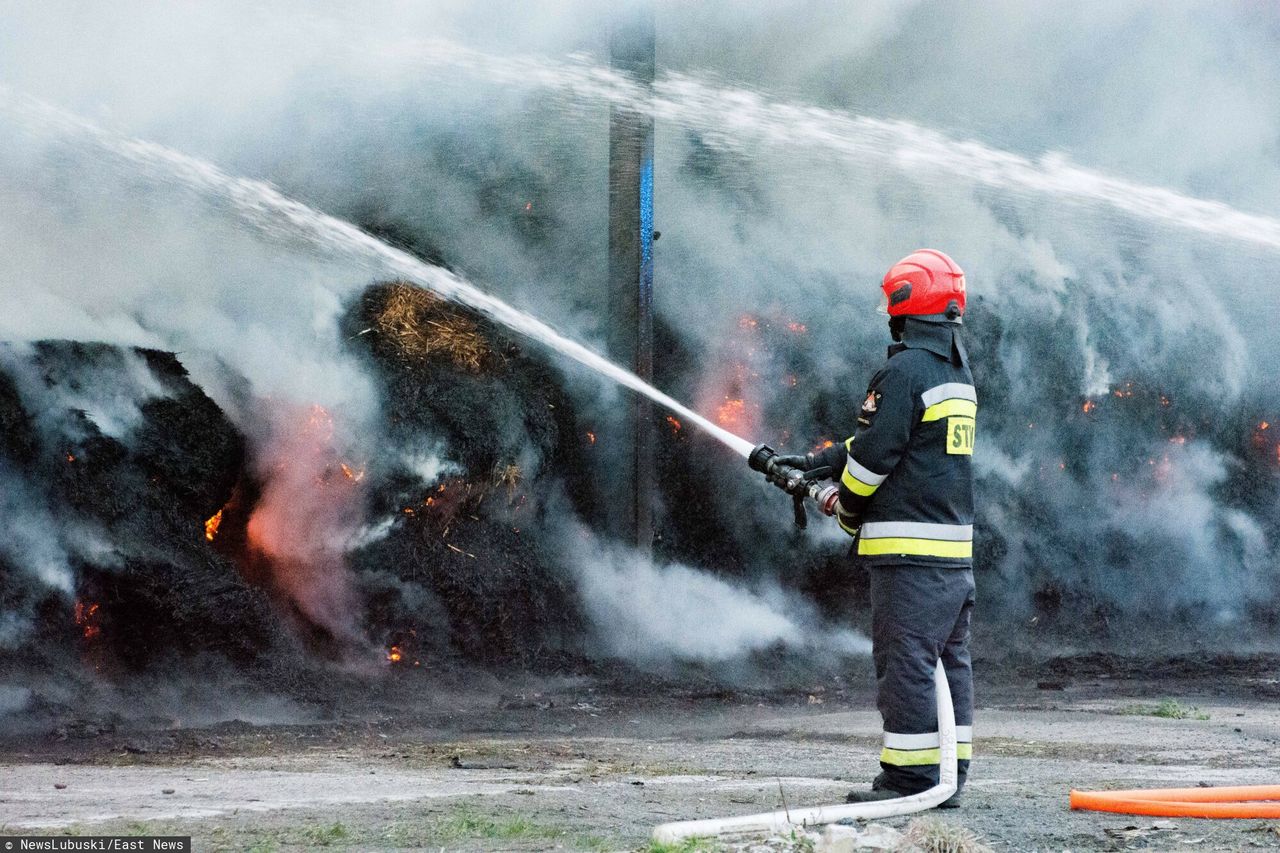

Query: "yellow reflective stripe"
<box><xmin>922</xmin><ymin>398</ymin><xmax>977</xmax><ymax>422</ymax></box>
<box><xmin>858</xmin><ymin>537</ymin><xmax>973</xmax><ymax>558</ymax></box>
<box><xmin>841</xmin><ymin>466</ymin><xmax>879</xmax><ymax>496</ymax></box>
<box><xmin>881</xmin><ymin>747</ymin><xmax>941</xmax><ymax>766</ymax></box>
<box><xmin>844</xmin><ymin>436</ymin><xmax>854</xmax><ymax>452</ymax></box>
<box><xmin>836</xmin><ymin>511</ymin><xmax>860</xmax><ymax>536</ymax></box>
<box><xmin>957</xmin><ymin>743</ymin><xmax>973</xmax><ymax>760</ymax></box>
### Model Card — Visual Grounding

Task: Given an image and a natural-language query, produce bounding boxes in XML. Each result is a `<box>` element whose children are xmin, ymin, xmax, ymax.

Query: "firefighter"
<box><xmin>773</xmin><ymin>249</ymin><xmax>975</xmax><ymax>807</ymax></box>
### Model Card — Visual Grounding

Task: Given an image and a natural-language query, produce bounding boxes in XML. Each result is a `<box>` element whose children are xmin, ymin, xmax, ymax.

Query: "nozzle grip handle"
<box><xmin>792</xmin><ymin>492</ymin><xmax>808</xmax><ymax>529</ymax></box>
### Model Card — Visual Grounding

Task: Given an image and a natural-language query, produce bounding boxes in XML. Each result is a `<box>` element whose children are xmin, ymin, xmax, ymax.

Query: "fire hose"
<box><xmin>651</xmin><ymin>659</ymin><xmax>957</xmax><ymax>842</ymax></box>
<box><xmin>649</xmin><ymin>446</ymin><xmax>956</xmax><ymax>842</ymax></box>
<box><xmin>1070</xmin><ymin>786</ymin><xmax>1280</xmax><ymax>818</ymax></box>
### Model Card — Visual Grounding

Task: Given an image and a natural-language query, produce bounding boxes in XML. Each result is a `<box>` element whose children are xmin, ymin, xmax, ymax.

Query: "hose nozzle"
<box><xmin>747</xmin><ymin>443</ymin><xmax>776</xmax><ymax>474</ymax></box>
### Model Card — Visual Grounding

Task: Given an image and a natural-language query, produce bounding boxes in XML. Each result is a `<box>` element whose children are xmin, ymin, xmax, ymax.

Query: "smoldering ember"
<box><xmin>3</xmin><ymin>3</ymin><xmax>1280</xmax><ymax>852</ymax></box>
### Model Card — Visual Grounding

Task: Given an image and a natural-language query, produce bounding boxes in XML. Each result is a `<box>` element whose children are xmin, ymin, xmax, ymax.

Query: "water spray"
<box><xmin>0</xmin><ymin>88</ymin><xmax>757</xmax><ymax>459</ymax></box>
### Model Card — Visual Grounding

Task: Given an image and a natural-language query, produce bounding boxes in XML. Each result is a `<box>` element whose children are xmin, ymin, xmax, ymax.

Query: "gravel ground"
<box><xmin>3</xmin><ymin>665</ymin><xmax>1280</xmax><ymax>851</ymax></box>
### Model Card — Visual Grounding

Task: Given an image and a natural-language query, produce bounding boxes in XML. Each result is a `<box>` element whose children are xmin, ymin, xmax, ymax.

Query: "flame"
<box><xmin>586</xmin><ymin>431</ymin><xmax>596</xmax><ymax>444</ymax></box>
<box><xmin>339</xmin><ymin>462</ymin><xmax>365</xmax><ymax>482</ymax></box>
<box><xmin>666</xmin><ymin>415</ymin><xmax>682</xmax><ymax>432</ymax></box>
<box><xmin>204</xmin><ymin>509</ymin><xmax>223</xmax><ymax>542</ymax></box>
<box><xmin>523</xmin><ymin>201</ymin><xmax>533</xmax><ymax>212</ymax></box>
<box><xmin>245</xmin><ymin>402</ymin><xmax>363</xmax><ymax>642</ymax></box>
<box><xmin>786</xmin><ymin>321</ymin><xmax>808</xmax><ymax>334</ymax></box>
<box><xmin>1081</xmin><ymin>400</ymin><xmax>1096</xmax><ymax>413</ymax></box>
<box><xmin>813</xmin><ymin>439</ymin><xmax>835</xmax><ymax>452</ymax></box>
<box><xmin>737</xmin><ymin>315</ymin><xmax>759</xmax><ymax>330</ymax></box>
<box><xmin>1112</xmin><ymin>382</ymin><xmax>1135</xmax><ymax>399</ymax></box>
<box><xmin>66</xmin><ymin>453</ymin><xmax>76</xmax><ymax>463</ymax></box>
<box><xmin>1169</xmin><ymin>435</ymin><xmax>1187</xmax><ymax>445</ymax></box>
<box><xmin>716</xmin><ymin>398</ymin><xmax>747</xmax><ymax>429</ymax></box>
<box><xmin>387</xmin><ymin>645</ymin><xmax>403</xmax><ymax>664</ymax></box>
<box><xmin>74</xmin><ymin>600</ymin><xmax>101</xmax><ymax>641</ymax></box>
<box><xmin>1261</xmin><ymin>421</ymin><xmax>1271</xmax><ymax>431</ymax></box>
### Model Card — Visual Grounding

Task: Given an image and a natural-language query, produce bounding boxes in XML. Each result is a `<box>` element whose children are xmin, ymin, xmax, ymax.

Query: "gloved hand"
<box><xmin>771</xmin><ymin>452</ymin><xmax>815</xmax><ymax>470</ymax></box>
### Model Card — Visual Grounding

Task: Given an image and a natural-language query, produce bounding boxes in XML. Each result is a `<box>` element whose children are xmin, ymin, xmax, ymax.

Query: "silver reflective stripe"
<box><xmin>845</xmin><ymin>455</ymin><xmax>888</xmax><ymax>486</ymax></box>
<box><xmin>956</xmin><ymin>725</ymin><xmax>973</xmax><ymax>743</ymax></box>
<box><xmin>883</xmin><ymin>731</ymin><xmax>939</xmax><ymax>750</ymax></box>
<box><xmin>860</xmin><ymin>521</ymin><xmax>973</xmax><ymax>541</ymax></box>
<box><xmin>921</xmin><ymin>382</ymin><xmax>977</xmax><ymax>407</ymax></box>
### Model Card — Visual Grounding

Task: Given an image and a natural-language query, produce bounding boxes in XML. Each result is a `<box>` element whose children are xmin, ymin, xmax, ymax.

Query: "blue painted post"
<box><xmin>606</xmin><ymin>3</ymin><xmax>655</xmax><ymax>549</ymax></box>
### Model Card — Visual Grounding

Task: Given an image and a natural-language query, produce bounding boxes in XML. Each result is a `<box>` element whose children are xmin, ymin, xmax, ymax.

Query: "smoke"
<box><xmin>567</xmin><ymin>525</ymin><xmax>870</xmax><ymax>664</ymax></box>
<box><xmin>0</xmin><ymin>0</ymin><xmax>1278</xmax><ymax>673</ymax></box>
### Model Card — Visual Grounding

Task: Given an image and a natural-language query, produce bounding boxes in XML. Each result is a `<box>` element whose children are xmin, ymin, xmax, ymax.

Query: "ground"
<box><xmin>3</xmin><ymin>660</ymin><xmax>1280</xmax><ymax>852</ymax></box>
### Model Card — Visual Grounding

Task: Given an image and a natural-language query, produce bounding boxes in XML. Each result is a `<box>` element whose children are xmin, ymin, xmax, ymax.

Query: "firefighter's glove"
<box><xmin>772</xmin><ymin>452</ymin><xmax>814</xmax><ymax>471</ymax></box>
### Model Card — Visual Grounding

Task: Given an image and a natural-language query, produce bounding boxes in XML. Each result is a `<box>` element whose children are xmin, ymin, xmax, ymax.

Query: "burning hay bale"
<box><xmin>344</xmin><ymin>281</ymin><xmax>587</xmax><ymax>668</ymax></box>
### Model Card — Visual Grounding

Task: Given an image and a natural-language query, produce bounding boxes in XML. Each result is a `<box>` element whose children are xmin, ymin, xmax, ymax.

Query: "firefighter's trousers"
<box><xmin>868</xmin><ymin>563</ymin><xmax>975</xmax><ymax>795</ymax></box>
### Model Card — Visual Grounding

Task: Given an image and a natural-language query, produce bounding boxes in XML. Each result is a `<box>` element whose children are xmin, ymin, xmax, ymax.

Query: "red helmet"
<box><xmin>880</xmin><ymin>249</ymin><xmax>966</xmax><ymax>321</ymax></box>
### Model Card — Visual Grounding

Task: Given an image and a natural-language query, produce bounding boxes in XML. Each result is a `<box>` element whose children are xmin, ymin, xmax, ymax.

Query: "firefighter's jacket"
<box><xmin>813</xmin><ymin>317</ymin><xmax>975</xmax><ymax>566</ymax></box>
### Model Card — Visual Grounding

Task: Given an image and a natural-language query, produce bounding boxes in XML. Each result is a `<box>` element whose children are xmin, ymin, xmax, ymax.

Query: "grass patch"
<box><xmin>899</xmin><ymin>816</ymin><xmax>993</xmax><ymax>853</ymax></box>
<box><xmin>426</xmin><ymin>806</ymin><xmax>566</xmax><ymax>844</ymax></box>
<box><xmin>1118</xmin><ymin>698</ymin><xmax>1209</xmax><ymax>720</ymax></box>
<box><xmin>299</xmin><ymin>821</ymin><xmax>349</xmax><ymax>846</ymax></box>
<box><xmin>648</xmin><ymin>837</ymin><xmax>722</xmax><ymax>853</ymax></box>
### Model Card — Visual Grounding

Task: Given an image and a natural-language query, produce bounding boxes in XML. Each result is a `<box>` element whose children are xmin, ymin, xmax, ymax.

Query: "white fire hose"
<box><xmin>652</xmin><ymin>660</ymin><xmax>956</xmax><ymax>843</ymax></box>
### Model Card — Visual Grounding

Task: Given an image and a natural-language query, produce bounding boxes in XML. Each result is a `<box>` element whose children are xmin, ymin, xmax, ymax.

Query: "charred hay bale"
<box><xmin>0</xmin><ymin>369</ymin><xmax>37</xmax><ymax>465</ymax></box>
<box><xmin>350</xmin><ymin>504</ymin><xmax>582</xmax><ymax>668</ymax></box>
<box><xmin>0</xmin><ymin>341</ymin><xmax>284</xmax><ymax>672</ymax></box>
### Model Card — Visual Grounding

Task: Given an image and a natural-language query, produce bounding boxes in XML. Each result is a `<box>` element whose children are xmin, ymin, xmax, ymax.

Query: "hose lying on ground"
<box><xmin>651</xmin><ymin>660</ymin><xmax>957</xmax><ymax>843</ymax></box>
<box><xmin>1071</xmin><ymin>785</ymin><xmax>1280</xmax><ymax>818</ymax></box>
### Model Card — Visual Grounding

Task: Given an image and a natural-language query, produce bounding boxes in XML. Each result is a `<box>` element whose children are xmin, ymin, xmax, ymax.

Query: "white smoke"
<box><xmin>567</xmin><ymin>526</ymin><xmax>870</xmax><ymax>664</ymax></box>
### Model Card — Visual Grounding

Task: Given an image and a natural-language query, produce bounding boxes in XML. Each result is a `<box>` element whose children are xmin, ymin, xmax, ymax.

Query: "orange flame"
<box><xmin>204</xmin><ymin>509</ymin><xmax>223</xmax><ymax>542</ymax></box>
<box><xmin>1081</xmin><ymin>400</ymin><xmax>1095</xmax><ymax>413</ymax></box>
<box><xmin>716</xmin><ymin>398</ymin><xmax>747</xmax><ymax>429</ymax></box>
<box><xmin>387</xmin><ymin>645</ymin><xmax>403</xmax><ymax>664</ymax></box>
<box><xmin>339</xmin><ymin>462</ymin><xmax>365</xmax><ymax>482</ymax></box>
<box><xmin>74</xmin><ymin>600</ymin><xmax>101</xmax><ymax>640</ymax></box>
<box><xmin>1261</xmin><ymin>421</ymin><xmax>1271</xmax><ymax>431</ymax></box>
<box><xmin>812</xmin><ymin>439</ymin><xmax>835</xmax><ymax>452</ymax></box>
<box><xmin>586</xmin><ymin>431</ymin><xmax>596</xmax><ymax>444</ymax></box>
<box><xmin>666</xmin><ymin>415</ymin><xmax>682</xmax><ymax>432</ymax></box>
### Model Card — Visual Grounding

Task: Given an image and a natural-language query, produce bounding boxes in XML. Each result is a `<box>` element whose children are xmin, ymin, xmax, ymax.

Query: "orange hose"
<box><xmin>1071</xmin><ymin>785</ymin><xmax>1280</xmax><ymax>818</ymax></box>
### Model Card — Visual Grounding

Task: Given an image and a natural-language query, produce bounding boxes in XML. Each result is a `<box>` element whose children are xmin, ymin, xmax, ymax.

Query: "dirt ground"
<box><xmin>4</xmin><ymin>659</ymin><xmax>1280</xmax><ymax>852</ymax></box>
